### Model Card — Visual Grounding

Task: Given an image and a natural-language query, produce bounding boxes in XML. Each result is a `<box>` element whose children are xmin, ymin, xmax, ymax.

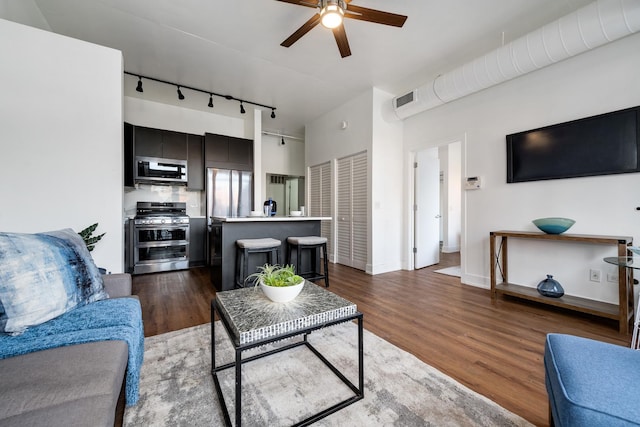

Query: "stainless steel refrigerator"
<box><xmin>206</xmin><ymin>168</ymin><xmax>253</xmax><ymax>221</ymax></box>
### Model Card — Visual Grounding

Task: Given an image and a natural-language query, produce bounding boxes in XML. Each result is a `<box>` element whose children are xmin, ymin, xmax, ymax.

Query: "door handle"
<box><xmin>435</xmin><ymin>215</ymin><xmax>441</xmax><ymax>219</ymax></box>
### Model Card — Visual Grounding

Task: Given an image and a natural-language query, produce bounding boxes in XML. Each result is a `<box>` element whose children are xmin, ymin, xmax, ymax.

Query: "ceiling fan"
<box><xmin>277</xmin><ymin>0</ymin><xmax>407</xmax><ymax>58</ymax></box>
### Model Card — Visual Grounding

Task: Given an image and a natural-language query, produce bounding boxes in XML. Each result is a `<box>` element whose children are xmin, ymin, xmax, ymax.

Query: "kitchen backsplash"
<box><xmin>124</xmin><ymin>184</ymin><xmax>205</xmax><ymax>218</ymax></box>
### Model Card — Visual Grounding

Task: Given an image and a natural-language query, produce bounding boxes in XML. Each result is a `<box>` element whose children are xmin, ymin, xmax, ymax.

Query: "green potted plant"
<box><xmin>78</xmin><ymin>223</ymin><xmax>107</xmax><ymax>274</ymax></box>
<box><xmin>78</xmin><ymin>223</ymin><xmax>105</xmax><ymax>252</ymax></box>
<box><xmin>246</xmin><ymin>264</ymin><xmax>305</xmax><ymax>302</ymax></box>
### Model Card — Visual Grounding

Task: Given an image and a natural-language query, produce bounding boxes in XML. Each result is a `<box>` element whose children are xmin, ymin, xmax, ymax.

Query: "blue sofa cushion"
<box><xmin>0</xmin><ymin>229</ymin><xmax>108</xmax><ymax>335</ymax></box>
<box><xmin>544</xmin><ymin>333</ymin><xmax>640</xmax><ymax>426</ymax></box>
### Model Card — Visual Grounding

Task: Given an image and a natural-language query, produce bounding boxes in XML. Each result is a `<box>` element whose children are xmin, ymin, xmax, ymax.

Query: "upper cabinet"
<box><xmin>135</xmin><ymin>126</ymin><xmax>187</xmax><ymax>160</ymax></box>
<box><xmin>125</xmin><ymin>123</ymin><xmax>199</xmax><ymax>187</ymax></box>
<box><xmin>124</xmin><ymin>124</ymin><xmax>253</xmax><ymax>188</ymax></box>
<box><xmin>204</xmin><ymin>133</ymin><xmax>253</xmax><ymax>171</ymax></box>
<box><xmin>187</xmin><ymin>134</ymin><xmax>204</xmax><ymax>191</ymax></box>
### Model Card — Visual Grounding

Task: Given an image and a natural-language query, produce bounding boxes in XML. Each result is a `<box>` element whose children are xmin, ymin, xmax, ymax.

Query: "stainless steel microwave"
<box><xmin>135</xmin><ymin>156</ymin><xmax>188</xmax><ymax>184</ymax></box>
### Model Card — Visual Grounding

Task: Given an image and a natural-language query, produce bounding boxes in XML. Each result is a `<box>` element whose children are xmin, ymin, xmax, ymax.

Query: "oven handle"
<box><xmin>135</xmin><ymin>240</ymin><xmax>189</xmax><ymax>248</ymax></box>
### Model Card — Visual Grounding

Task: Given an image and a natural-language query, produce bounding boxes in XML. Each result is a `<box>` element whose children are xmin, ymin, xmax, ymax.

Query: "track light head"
<box><xmin>208</xmin><ymin>94</ymin><xmax>214</xmax><ymax>108</ymax></box>
<box><xmin>271</xmin><ymin>109</ymin><xmax>276</xmax><ymax>119</ymax></box>
<box><xmin>240</xmin><ymin>102</ymin><xmax>246</xmax><ymax>114</ymax></box>
<box><xmin>281</xmin><ymin>137</ymin><xmax>285</xmax><ymax>145</ymax></box>
<box><xmin>136</xmin><ymin>76</ymin><xmax>143</xmax><ymax>93</ymax></box>
<box><xmin>177</xmin><ymin>86</ymin><xmax>184</xmax><ymax>100</ymax></box>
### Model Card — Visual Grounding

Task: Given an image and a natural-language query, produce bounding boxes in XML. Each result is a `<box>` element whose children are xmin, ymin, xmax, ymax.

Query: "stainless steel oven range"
<box><xmin>133</xmin><ymin>202</ymin><xmax>189</xmax><ymax>275</ymax></box>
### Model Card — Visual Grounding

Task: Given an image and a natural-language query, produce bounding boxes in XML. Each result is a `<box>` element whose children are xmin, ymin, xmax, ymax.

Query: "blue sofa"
<box><xmin>544</xmin><ymin>333</ymin><xmax>640</xmax><ymax>426</ymax></box>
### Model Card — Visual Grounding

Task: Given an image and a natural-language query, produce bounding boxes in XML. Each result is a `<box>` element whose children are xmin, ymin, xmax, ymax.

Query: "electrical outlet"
<box><xmin>607</xmin><ymin>272</ymin><xmax>618</xmax><ymax>283</ymax></box>
<box><xmin>590</xmin><ymin>269</ymin><xmax>601</xmax><ymax>282</ymax></box>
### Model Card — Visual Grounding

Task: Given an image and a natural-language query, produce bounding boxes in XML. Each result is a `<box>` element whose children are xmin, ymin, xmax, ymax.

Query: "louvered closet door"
<box><xmin>309</xmin><ymin>162</ymin><xmax>332</xmax><ymax>256</ymax></box>
<box><xmin>336</xmin><ymin>152</ymin><xmax>367</xmax><ymax>271</ymax></box>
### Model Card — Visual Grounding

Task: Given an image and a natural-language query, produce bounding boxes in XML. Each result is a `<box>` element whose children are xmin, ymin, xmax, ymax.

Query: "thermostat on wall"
<box><xmin>465</xmin><ymin>176</ymin><xmax>482</xmax><ymax>190</ymax></box>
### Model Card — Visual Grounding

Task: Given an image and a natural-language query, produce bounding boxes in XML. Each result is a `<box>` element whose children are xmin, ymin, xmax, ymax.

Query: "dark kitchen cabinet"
<box><xmin>187</xmin><ymin>134</ymin><xmax>204</xmax><ymax>191</ymax></box>
<box><xmin>124</xmin><ymin>122</ymin><xmax>134</xmax><ymax>187</ymax></box>
<box><xmin>162</xmin><ymin>130</ymin><xmax>188</xmax><ymax>159</ymax></box>
<box><xmin>204</xmin><ymin>133</ymin><xmax>253</xmax><ymax>171</ymax></box>
<box><xmin>189</xmin><ymin>217</ymin><xmax>207</xmax><ymax>267</ymax></box>
<box><xmin>135</xmin><ymin>126</ymin><xmax>187</xmax><ymax>160</ymax></box>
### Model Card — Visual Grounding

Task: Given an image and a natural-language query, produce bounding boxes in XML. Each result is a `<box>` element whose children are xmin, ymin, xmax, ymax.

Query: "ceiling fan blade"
<box><xmin>345</xmin><ymin>4</ymin><xmax>407</xmax><ymax>27</ymax></box>
<box><xmin>275</xmin><ymin>0</ymin><xmax>317</xmax><ymax>8</ymax></box>
<box><xmin>281</xmin><ymin>14</ymin><xmax>321</xmax><ymax>47</ymax></box>
<box><xmin>332</xmin><ymin>24</ymin><xmax>352</xmax><ymax>58</ymax></box>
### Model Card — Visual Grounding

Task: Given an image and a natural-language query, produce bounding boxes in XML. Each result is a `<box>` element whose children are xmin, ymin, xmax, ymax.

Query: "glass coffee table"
<box><xmin>211</xmin><ymin>282</ymin><xmax>364</xmax><ymax>427</ymax></box>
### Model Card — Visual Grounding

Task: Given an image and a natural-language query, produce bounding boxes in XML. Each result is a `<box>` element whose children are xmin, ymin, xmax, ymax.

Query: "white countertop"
<box><xmin>212</xmin><ymin>216</ymin><xmax>331</xmax><ymax>222</ymax></box>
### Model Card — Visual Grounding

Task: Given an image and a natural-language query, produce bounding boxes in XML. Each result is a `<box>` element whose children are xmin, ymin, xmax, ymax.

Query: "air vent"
<box><xmin>395</xmin><ymin>90</ymin><xmax>417</xmax><ymax>108</ymax></box>
<box><xmin>270</xmin><ymin>175</ymin><xmax>286</xmax><ymax>184</ymax></box>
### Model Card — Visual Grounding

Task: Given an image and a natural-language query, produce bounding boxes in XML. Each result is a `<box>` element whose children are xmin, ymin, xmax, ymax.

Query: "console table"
<box><xmin>489</xmin><ymin>231</ymin><xmax>633</xmax><ymax>333</ymax></box>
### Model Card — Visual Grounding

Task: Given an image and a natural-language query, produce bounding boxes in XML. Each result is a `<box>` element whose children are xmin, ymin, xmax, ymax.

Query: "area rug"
<box><xmin>124</xmin><ymin>322</ymin><xmax>531</xmax><ymax>426</ymax></box>
<box><xmin>434</xmin><ymin>265</ymin><xmax>462</xmax><ymax>278</ymax></box>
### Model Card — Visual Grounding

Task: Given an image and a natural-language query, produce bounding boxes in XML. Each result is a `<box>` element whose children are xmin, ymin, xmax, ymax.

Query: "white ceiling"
<box><xmin>3</xmin><ymin>0</ymin><xmax>594</xmax><ymax>137</ymax></box>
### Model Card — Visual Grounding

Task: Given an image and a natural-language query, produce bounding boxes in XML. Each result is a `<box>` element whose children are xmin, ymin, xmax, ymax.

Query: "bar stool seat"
<box><xmin>286</xmin><ymin>236</ymin><xmax>329</xmax><ymax>287</ymax></box>
<box><xmin>235</xmin><ymin>238</ymin><xmax>281</xmax><ymax>288</ymax></box>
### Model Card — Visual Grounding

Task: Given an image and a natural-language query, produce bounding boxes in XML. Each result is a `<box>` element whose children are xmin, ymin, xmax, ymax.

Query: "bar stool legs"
<box><xmin>286</xmin><ymin>236</ymin><xmax>329</xmax><ymax>287</ymax></box>
<box><xmin>235</xmin><ymin>238</ymin><xmax>281</xmax><ymax>288</ymax></box>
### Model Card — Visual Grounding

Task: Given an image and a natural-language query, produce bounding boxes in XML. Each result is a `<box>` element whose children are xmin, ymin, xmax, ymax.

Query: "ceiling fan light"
<box><xmin>320</xmin><ymin>2</ymin><xmax>344</xmax><ymax>29</ymax></box>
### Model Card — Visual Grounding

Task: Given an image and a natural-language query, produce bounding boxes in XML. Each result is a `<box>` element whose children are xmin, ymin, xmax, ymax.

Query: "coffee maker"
<box><xmin>263</xmin><ymin>198</ymin><xmax>277</xmax><ymax>216</ymax></box>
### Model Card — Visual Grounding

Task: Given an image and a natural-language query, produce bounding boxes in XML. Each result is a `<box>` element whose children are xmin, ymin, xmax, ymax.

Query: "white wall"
<box><xmin>0</xmin><ymin>18</ymin><xmax>124</xmax><ymax>272</ymax></box>
<box><xmin>124</xmin><ymin>75</ymin><xmax>254</xmax><ymax>140</ymax></box>
<box><xmin>371</xmin><ymin>88</ymin><xmax>404</xmax><ymax>273</ymax></box>
<box><xmin>124</xmin><ymin>96</ymin><xmax>246</xmax><ymax>138</ymax></box>
<box><xmin>262</xmin><ymin>134</ymin><xmax>305</xmax><ymax>177</ymax></box>
<box><xmin>306</xmin><ymin>88</ymin><xmax>404</xmax><ymax>274</ymax></box>
<box><xmin>404</xmin><ymin>32</ymin><xmax>640</xmax><ymax>303</ymax></box>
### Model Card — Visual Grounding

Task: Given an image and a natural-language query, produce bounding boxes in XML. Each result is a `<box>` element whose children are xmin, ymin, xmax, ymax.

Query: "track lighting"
<box><xmin>281</xmin><ymin>137</ymin><xmax>285</xmax><ymax>145</ymax></box>
<box><xmin>124</xmin><ymin>71</ymin><xmax>277</xmax><ymax>117</ymax></box>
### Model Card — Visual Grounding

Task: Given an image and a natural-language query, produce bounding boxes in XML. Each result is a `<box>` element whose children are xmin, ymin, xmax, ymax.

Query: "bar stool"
<box><xmin>286</xmin><ymin>236</ymin><xmax>329</xmax><ymax>287</ymax></box>
<box><xmin>235</xmin><ymin>238</ymin><xmax>281</xmax><ymax>288</ymax></box>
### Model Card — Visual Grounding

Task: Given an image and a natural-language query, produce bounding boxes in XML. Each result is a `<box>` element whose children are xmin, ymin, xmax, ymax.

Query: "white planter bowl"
<box><xmin>260</xmin><ymin>280</ymin><xmax>304</xmax><ymax>303</ymax></box>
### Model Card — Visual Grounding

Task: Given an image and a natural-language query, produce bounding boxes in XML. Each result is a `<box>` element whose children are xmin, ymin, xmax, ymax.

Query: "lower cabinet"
<box><xmin>189</xmin><ymin>218</ymin><xmax>207</xmax><ymax>267</ymax></box>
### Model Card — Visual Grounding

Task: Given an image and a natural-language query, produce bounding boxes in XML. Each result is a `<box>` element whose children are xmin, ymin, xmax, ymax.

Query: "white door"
<box><xmin>336</xmin><ymin>152</ymin><xmax>367</xmax><ymax>271</ymax></box>
<box><xmin>415</xmin><ymin>149</ymin><xmax>440</xmax><ymax>268</ymax></box>
<box><xmin>309</xmin><ymin>162</ymin><xmax>333</xmax><ymax>257</ymax></box>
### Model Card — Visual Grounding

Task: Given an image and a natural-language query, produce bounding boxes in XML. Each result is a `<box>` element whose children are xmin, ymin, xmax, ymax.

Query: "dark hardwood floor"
<box><xmin>132</xmin><ymin>253</ymin><xmax>629</xmax><ymax>426</ymax></box>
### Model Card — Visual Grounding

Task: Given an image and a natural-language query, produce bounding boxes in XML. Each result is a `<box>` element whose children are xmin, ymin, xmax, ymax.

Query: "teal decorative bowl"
<box><xmin>532</xmin><ymin>217</ymin><xmax>575</xmax><ymax>234</ymax></box>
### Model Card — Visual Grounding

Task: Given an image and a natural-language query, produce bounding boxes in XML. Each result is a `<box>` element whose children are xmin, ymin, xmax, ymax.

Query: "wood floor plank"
<box><xmin>131</xmin><ymin>252</ymin><xmax>630</xmax><ymax>426</ymax></box>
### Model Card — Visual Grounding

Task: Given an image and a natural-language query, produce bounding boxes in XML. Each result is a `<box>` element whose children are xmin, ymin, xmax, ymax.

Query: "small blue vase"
<box><xmin>537</xmin><ymin>275</ymin><xmax>564</xmax><ymax>298</ymax></box>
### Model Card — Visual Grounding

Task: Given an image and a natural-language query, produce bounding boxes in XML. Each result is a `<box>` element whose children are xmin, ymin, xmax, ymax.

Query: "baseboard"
<box><xmin>461</xmin><ymin>273</ymin><xmax>490</xmax><ymax>290</ymax></box>
<box><xmin>441</xmin><ymin>245</ymin><xmax>460</xmax><ymax>253</ymax></box>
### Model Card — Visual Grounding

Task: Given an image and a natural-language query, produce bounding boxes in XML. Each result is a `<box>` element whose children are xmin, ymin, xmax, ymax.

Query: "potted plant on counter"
<box><xmin>246</xmin><ymin>264</ymin><xmax>305</xmax><ymax>303</ymax></box>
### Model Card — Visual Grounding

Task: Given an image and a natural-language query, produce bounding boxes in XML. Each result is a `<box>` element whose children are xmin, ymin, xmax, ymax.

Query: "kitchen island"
<box><xmin>209</xmin><ymin>216</ymin><xmax>331</xmax><ymax>291</ymax></box>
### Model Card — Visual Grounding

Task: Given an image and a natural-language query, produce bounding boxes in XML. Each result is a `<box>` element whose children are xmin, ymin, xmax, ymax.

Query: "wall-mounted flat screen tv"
<box><xmin>506</xmin><ymin>106</ymin><xmax>640</xmax><ymax>183</ymax></box>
